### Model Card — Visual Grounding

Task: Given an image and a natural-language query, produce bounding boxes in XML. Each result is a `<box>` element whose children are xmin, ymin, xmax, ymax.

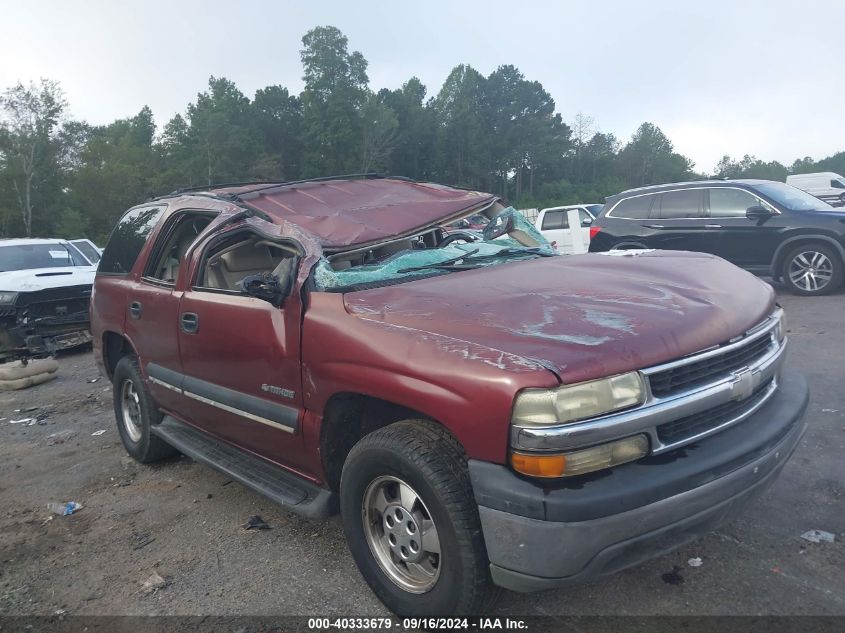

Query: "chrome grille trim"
<box><xmin>512</xmin><ymin>310</ymin><xmax>785</xmax><ymax>455</ymax></box>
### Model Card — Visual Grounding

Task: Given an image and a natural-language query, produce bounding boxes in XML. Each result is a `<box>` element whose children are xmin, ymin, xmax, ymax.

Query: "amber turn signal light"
<box><xmin>511</xmin><ymin>452</ymin><xmax>567</xmax><ymax>478</ymax></box>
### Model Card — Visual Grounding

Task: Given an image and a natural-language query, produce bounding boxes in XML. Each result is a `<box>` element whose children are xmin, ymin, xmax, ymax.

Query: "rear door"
<box><xmin>123</xmin><ymin>210</ymin><xmax>217</xmax><ymax>412</ymax></box>
<box><xmin>538</xmin><ymin>209</ymin><xmax>570</xmax><ymax>252</ymax></box>
<box><xmin>175</xmin><ymin>228</ymin><xmax>308</xmax><ymax>471</ymax></box>
<box><xmin>643</xmin><ymin>189</ymin><xmax>720</xmax><ymax>254</ymax></box>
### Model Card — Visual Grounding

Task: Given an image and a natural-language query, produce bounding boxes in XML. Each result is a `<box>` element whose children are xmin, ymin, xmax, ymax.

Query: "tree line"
<box><xmin>1</xmin><ymin>25</ymin><xmax>843</xmax><ymax>242</ymax></box>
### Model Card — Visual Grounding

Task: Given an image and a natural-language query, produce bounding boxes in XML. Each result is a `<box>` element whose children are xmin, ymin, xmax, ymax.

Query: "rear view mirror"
<box><xmin>581</xmin><ymin>217</ymin><xmax>593</xmax><ymax>227</ymax></box>
<box><xmin>483</xmin><ymin>213</ymin><xmax>515</xmax><ymax>240</ymax></box>
<box><xmin>239</xmin><ymin>272</ymin><xmax>286</xmax><ymax>306</ymax></box>
<box><xmin>746</xmin><ymin>205</ymin><xmax>774</xmax><ymax>221</ymax></box>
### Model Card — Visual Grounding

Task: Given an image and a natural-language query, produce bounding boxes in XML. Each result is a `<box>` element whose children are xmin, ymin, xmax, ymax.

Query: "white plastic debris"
<box><xmin>801</xmin><ymin>530</ymin><xmax>835</xmax><ymax>544</ymax></box>
<box><xmin>47</xmin><ymin>501</ymin><xmax>83</xmax><ymax>516</ymax></box>
<box><xmin>141</xmin><ymin>571</ymin><xmax>168</xmax><ymax>593</ymax></box>
<box><xmin>91</xmin><ymin>429</ymin><xmax>106</xmax><ymax>436</ymax></box>
<box><xmin>687</xmin><ymin>557</ymin><xmax>703</xmax><ymax>567</ymax></box>
<box><xmin>10</xmin><ymin>418</ymin><xmax>36</xmax><ymax>425</ymax></box>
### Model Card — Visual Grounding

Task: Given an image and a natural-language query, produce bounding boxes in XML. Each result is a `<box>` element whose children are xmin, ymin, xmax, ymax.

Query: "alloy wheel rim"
<box><xmin>362</xmin><ymin>475</ymin><xmax>441</xmax><ymax>593</ymax></box>
<box><xmin>788</xmin><ymin>251</ymin><xmax>833</xmax><ymax>292</ymax></box>
<box><xmin>120</xmin><ymin>380</ymin><xmax>143</xmax><ymax>442</ymax></box>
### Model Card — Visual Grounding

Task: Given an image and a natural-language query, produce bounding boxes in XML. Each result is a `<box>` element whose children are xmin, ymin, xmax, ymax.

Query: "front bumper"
<box><xmin>470</xmin><ymin>369</ymin><xmax>809</xmax><ymax>592</ymax></box>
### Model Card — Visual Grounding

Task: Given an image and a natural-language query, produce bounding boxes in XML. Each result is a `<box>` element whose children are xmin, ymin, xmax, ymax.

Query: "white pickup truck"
<box><xmin>534</xmin><ymin>204</ymin><xmax>602</xmax><ymax>254</ymax></box>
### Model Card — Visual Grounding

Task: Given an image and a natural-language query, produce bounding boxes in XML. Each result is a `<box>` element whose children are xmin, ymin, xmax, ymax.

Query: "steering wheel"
<box><xmin>439</xmin><ymin>231</ymin><xmax>480</xmax><ymax>247</ymax></box>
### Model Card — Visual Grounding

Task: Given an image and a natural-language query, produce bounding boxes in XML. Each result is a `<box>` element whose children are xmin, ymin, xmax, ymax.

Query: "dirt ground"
<box><xmin>0</xmin><ymin>287</ymin><xmax>843</xmax><ymax>618</ymax></box>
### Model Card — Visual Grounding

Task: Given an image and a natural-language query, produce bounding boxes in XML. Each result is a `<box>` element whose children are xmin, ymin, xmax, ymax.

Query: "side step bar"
<box><xmin>151</xmin><ymin>416</ymin><xmax>336</xmax><ymax>519</ymax></box>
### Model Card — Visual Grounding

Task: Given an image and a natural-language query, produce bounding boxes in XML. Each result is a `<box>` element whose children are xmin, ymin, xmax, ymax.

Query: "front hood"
<box><xmin>344</xmin><ymin>251</ymin><xmax>775</xmax><ymax>384</ymax></box>
<box><xmin>0</xmin><ymin>267</ymin><xmax>97</xmax><ymax>292</ymax></box>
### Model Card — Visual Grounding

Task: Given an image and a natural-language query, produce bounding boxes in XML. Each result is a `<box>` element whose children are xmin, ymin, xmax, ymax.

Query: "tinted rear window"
<box><xmin>658</xmin><ymin>189</ymin><xmax>703</xmax><ymax>218</ymax></box>
<box><xmin>541</xmin><ymin>210</ymin><xmax>568</xmax><ymax>230</ymax></box>
<box><xmin>99</xmin><ymin>206</ymin><xmax>165</xmax><ymax>274</ymax></box>
<box><xmin>610</xmin><ymin>194</ymin><xmax>656</xmax><ymax>219</ymax></box>
<box><xmin>71</xmin><ymin>240</ymin><xmax>101</xmax><ymax>263</ymax></box>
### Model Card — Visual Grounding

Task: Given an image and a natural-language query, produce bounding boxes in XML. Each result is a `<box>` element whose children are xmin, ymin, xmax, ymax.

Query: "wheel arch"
<box><xmin>102</xmin><ymin>331</ymin><xmax>140</xmax><ymax>381</ymax></box>
<box><xmin>771</xmin><ymin>235</ymin><xmax>845</xmax><ymax>276</ymax></box>
<box><xmin>319</xmin><ymin>392</ymin><xmax>459</xmax><ymax>493</ymax></box>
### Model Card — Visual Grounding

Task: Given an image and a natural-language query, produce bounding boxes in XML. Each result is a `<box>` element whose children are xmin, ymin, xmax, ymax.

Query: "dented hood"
<box><xmin>343</xmin><ymin>250</ymin><xmax>775</xmax><ymax>384</ymax></box>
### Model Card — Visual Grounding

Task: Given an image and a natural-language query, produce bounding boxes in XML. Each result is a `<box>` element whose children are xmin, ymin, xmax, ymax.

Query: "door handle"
<box><xmin>643</xmin><ymin>224</ymin><xmax>664</xmax><ymax>229</ymax></box>
<box><xmin>704</xmin><ymin>224</ymin><xmax>722</xmax><ymax>229</ymax></box>
<box><xmin>129</xmin><ymin>301</ymin><xmax>142</xmax><ymax>319</ymax></box>
<box><xmin>180</xmin><ymin>312</ymin><xmax>199</xmax><ymax>334</ymax></box>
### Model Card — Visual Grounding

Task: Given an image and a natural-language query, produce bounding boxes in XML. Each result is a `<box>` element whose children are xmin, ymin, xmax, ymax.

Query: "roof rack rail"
<box><xmin>149</xmin><ymin>173</ymin><xmax>418</xmax><ymax>204</ymax></box>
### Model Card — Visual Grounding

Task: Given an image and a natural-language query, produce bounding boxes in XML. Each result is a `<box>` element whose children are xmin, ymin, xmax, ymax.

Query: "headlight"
<box><xmin>0</xmin><ymin>292</ymin><xmax>17</xmax><ymax>305</ymax></box>
<box><xmin>511</xmin><ymin>372</ymin><xmax>645</xmax><ymax>426</ymax></box>
<box><xmin>774</xmin><ymin>308</ymin><xmax>786</xmax><ymax>343</ymax></box>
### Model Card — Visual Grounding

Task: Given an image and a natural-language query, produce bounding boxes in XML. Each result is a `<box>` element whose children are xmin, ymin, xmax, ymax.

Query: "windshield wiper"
<box><xmin>463</xmin><ymin>247</ymin><xmax>555</xmax><ymax>262</ymax></box>
<box><xmin>396</xmin><ymin>249</ymin><xmax>480</xmax><ymax>274</ymax></box>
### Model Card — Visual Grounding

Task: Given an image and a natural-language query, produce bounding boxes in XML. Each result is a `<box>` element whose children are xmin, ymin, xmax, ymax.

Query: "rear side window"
<box><xmin>709</xmin><ymin>188</ymin><xmax>759</xmax><ymax>217</ymax></box>
<box><xmin>610</xmin><ymin>194</ymin><xmax>656</xmax><ymax>219</ymax></box>
<box><xmin>658</xmin><ymin>190</ymin><xmax>703</xmax><ymax>218</ymax></box>
<box><xmin>541</xmin><ymin>210</ymin><xmax>568</xmax><ymax>230</ymax></box>
<box><xmin>99</xmin><ymin>206</ymin><xmax>165</xmax><ymax>274</ymax></box>
<box><xmin>831</xmin><ymin>179</ymin><xmax>845</xmax><ymax>189</ymax></box>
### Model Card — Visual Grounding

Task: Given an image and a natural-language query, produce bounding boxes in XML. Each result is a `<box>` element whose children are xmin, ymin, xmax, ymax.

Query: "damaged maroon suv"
<box><xmin>91</xmin><ymin>175</ymin><xmax>808</xmax><ymax>616</ymax></box>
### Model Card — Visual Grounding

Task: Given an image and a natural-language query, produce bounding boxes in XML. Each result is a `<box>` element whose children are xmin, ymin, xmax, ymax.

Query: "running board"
<box><xmin>151</xmin><ymin>416</ymin><xmax>336</xmax><ymax>519</ymax></box>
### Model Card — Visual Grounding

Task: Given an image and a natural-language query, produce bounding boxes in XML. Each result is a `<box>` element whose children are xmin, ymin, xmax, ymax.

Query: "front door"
<box><xmin>175</xmin><ymin>230</ymin><xmax>307</xmax><ymax>470</ymax></box>
<box><xmin>705</xmin><ymin>187</ymin><xmax>783</xmax><ymax>268</ymax></box>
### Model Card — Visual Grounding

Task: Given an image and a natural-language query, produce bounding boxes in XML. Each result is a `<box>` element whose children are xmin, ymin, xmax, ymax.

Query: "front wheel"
<box><xmin>781</xmin><ymin>243</ymin><xmax>843</xmax><ymax>296</ymax></box>
<box><xmin>340</xmin><ymin>421</ymin><xmax>494</xmax><ymax>616</ymax></box>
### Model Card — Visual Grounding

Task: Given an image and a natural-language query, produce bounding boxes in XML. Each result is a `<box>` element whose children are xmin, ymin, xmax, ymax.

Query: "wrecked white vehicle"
<box><xmin>0</xmin><ymin>239</ymin><xmax>96</xmax><ymax>362</ymax></box>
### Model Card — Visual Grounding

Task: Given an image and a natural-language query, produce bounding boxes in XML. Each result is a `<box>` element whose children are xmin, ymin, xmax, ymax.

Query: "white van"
<box><xmin>535</xmin><ymin>204</ymin><xmax>602</xmax><ymax>253</ymax></box>
<box><xmin>785</xmin><ymin>172</ymin><xmax>845</xmax><ymax>206</ymax></box>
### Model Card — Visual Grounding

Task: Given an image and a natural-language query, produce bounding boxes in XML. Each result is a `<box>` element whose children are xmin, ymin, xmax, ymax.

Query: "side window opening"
<box><xmin>541</xmin><ymin>210</ymin><xmax>567</xmax><ymax>230</ymax></box>
<box><xmin>145</xmin><ymin>213</ymin><xmax>215</xmax><ymax>283</ymax></box>
<box><xmin>611</xmin><ymin>194</ymin><xmax>656</xmax><ymax>219</ymax></box>
<box><xmin>198</xmin><ymin>234</ymin><xmax>299</xmax><ymax>298</ymax></box>
<box><xmin>99</xmin><ymin>206</ymin><xmax>165</xmax><ymax>274</ymax></box>
<box><xmin>658</xmin><ymin>189</ymin><xmax>703</xmax><ymax>219</ymax></box>
<box><xmin>831</xmin><ymin>179</ymin><xmax>845</xmax><ymax>189</ymax></box>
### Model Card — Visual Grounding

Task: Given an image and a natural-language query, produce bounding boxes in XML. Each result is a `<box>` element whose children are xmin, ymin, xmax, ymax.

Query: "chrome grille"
<box><xmin>649</xmin><ymin>334</ymin><xmax>774</xmax><ymax>398</ymax></box>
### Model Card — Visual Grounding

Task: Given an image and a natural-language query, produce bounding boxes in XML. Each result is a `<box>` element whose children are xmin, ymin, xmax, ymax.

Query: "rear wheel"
<box><xmin>340</xmin><ymin>421</ymin><xmax>493</xmax><ymax>616</ymax></box>
<box><xmin>781</xmin><ymin>243</ymin><xmax>843</xmax><ymax>296</ymax></box>
<box><xmin>112</xmin><ymin>355</ymin><xmax>178</xmax><ymax>463</ymax></box>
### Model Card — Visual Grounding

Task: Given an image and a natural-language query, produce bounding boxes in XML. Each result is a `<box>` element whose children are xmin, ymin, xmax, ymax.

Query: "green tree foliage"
<box><xmin>0</xmin><ymin>79</ymin><xmax>68</xmax><ymax>236</ymax></box>
<box><xmin>1</xmin><ymin>26</ymin><xmax>842</xmax><ymax>240</ymax></box>
<box><xmin>300</xmin><ymin>26</ymin><xmax>369</xmax><ymax>176</ymax></box>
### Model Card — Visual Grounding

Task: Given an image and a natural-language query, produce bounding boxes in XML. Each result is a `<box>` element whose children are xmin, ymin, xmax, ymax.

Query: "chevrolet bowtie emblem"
<box><xmin>730</xmin><ymin>368</ymin><xmax>754</xmax><ymax>401</ymax></box>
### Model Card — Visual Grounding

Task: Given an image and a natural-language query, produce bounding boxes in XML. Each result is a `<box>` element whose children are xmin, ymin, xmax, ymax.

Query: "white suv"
<box><xmin>535</xmin><ymin>204</ymin><xmax>602</xmax><ymax>253</ymax></box>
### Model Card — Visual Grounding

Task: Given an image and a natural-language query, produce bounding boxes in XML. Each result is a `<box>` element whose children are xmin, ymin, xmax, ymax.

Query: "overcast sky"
<box><xmin>2</xmin><ymin>0</ymin><xmax>842</xmax><ymax>172</ymax></box>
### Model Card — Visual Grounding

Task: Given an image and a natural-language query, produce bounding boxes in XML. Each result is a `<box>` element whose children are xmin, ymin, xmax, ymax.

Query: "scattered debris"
<box><xmin>661</xmin><ymin>565</ymin><xmax>684</xmax><ymax>585</ymax></box>
<box><xmin>141</xmin><ymin>571</ymin><xmax>168</xmax><ymax>593</ymax></box>
<box><xmin>0</xmin><ymin>359</ymin><xmax>59</xmax><ymax>391</ymax></box>
<box><xmin>801</xmin><ymin>529</ymin><xmax>836</xmax><ymax>544</ymax></box>
<box><xmin>241</xmin><ymin>515</ymin><xmax>271</xmax><ymax>531</ymax></box>
<box><xmin>10</xmin><ymin>418</ymin><xmax>36</xmax><ymax>425</ymax></box>
<box><xmin>40</xmin><ymin>515</ymin><xmax>54</xmax><ymax>526</ymax></box>
<box><xmin>132</xmin><ymin>533</ymin><xmax>156</xmax><ymax>550</ymax></box>
<box><xmin>221</xmin><ymin>480</ymin><xmax>233</xmax><ymax>487</ymax></box>
<box><xmin>687</xmin><ymin>557</ymin><xmax>703</xmax><ymax>567</ymax></box>
<box><xmin>91</xmin><ymin>429</ymin><xmax>107</xmax><ymax>436</ymax></box>
<box><xmin>46</xmin><ymin>501</ymin><xmax>83</xmax><ymax>516</ymax></box>
<box><xmin>87</xmin><ymin>377</ymin><xmax>100</xmax><ymax>383</ymax></box>
<box><xmin>821</xmin><ymin>408</ymin><xmax>838</xmax><ymax>413</ymax></box>
<box><xmin>47</xmin><ymin>430</ymin><xmax>78</xmax><ymax>445</ymax></box>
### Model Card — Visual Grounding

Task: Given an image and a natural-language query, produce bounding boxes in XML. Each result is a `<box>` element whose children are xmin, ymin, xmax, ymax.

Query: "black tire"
<box><xmin>340</xmin><ymin>421</ymin><xmax>494</xmax><ymax>617</ymax></box>
<box><xmin>781</xmin><ymin>243</ymin><xmax>844</xmax><ymax>296</ymax></box>
<box><xmin>112</xmin><ymin>355</ymin><xmax>178</xmax><ymax>463</ymax></box>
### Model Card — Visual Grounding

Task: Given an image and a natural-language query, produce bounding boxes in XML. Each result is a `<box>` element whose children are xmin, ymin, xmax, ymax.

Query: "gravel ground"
<box><xmin>0</xmin><ymin>287</ymin><xmax>842</xmax><ymax>617</ymax></box>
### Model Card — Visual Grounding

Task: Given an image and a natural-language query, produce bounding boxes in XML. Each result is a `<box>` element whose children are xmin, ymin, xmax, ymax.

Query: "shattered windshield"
<box><xmin>315</xmin><ymin>207</ymin><xmax>557</xmax><ymax>291</ymax></box>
